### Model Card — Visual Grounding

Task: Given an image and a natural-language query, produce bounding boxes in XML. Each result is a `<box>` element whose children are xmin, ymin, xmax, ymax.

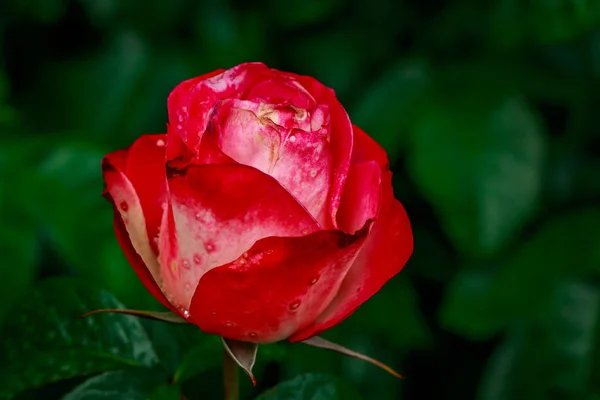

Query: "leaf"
<box><xmin>409</xmin><ymin>92</ymin><xmax>545</xmax><ymax>256</ymax></box>
<box><xmin>255</xmin><ymin>373</ymin><xmax>362</xmax><ymax>400</ymax></box>
<box><xmin>0</xmin><ymin>278</ymin><xmax>158</xmax><ymax>398</ymax></box>
<box><xmin>61</xmin><ymin>368</ymin><xmax>175</xmax><ymax>400</ymax></box>
<box><xmin>477</xmin><ymin>280</ymin><xmax>600</xmax><ymax>400</ymax></box>
<box><xmin>81</xmin><ymin>309</ymin><xmax>188</xmax><ymax>324</ymax></box>
<box><xmin>222</xmin><ymin>338</ymin><xmax>259</xmax><ymax>385</ymax></box>
<box><xmin>440</xmin><ymin>208</ymin><xmax>600</xmax><ymax>339</ymax></box>
<box><xmin>301</xmin><ymin>337</ymin><xmax>402</xmax><ymax>378</ymax></box>
<box><xmin>351</xmin><ymin>59</ymin><xmax>431</xmax><ymax>162</ymax></box>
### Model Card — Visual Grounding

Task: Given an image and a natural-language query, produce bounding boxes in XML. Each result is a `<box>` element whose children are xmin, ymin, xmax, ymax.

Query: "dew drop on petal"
<box><xmin>249</xmin><ymin>332</ymin><xmax>257</xmax><ymax>338</ymax></box>
<box><xmin>226</xmin><ymin>322</ymin><xmax>233</xmax><ymax>327</ymax></box>
<box><xmin>119</xmin><ymin>201</ymin><xmax>128</xmax><ymax>212</ymax></box>
<box><xmin>310</xmin><ymin>170</ymin><xmax>317</xmax><ymax>178</ymax></box>
<box><xmin>301</xmin><ymin>229</ymin><xmax>309</xmax><ymax>235</ymax></box>
<box><xmin>182</xmin><ymin>259</ymin><xmax>190</xmax><ymax>269</ymax></box>
<box><xmin>289</xmin><ymin>301</ymin><xmax>300</xmax><ymax>310</ymax></box>
<box><xmin>289</xmin><ymin>135</ymin><xmax>296</xmax><ymax>143</ymax></box>
<box><xmin>193</xmin><ymin>254</ymin><xmax>202</xmax><ymax>264</ymax></box>
<box><xmin>156</xmin><ymin>139</ymin><xmax>165</xmax><ymax>147</ymax></box>
<box><xmin>205</xmin><ymin>242</ymin><xmax>216</xmax><ymax>252</ymax></box>
<box><xmin>310</xmin><ymin>277</ymin><xmax>318</xmax><ymax>285</ymax></box>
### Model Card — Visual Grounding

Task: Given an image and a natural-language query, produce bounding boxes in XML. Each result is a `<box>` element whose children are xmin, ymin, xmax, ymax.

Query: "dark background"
<box><xmin>1</xmin><ymin>0</ymin><xmax>600</xmax><ymax>399</ymax></box>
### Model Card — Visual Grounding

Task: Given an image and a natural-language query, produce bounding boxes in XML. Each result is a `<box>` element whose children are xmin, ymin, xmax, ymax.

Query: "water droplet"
<box><xmin>176</xmin><ymin>124</ymin><xmax>183</xmax><ymax>130</ymax></box>
<box><xmin>193</xmin><ymin>254</ymin><xmax>202</xmax><ymax>264</ymax></box>
<box><xmin>182</xmin><ymin>309</ymin><xmax>190</xmax><ymax>318</ymax></box>
<box><xmin>156</xmin><ymin>139</ymin><xmax>165</xmax><ymax>147</ymax></box>
<box><xmin>310</xmin><ymin>277</ymin><xmax>318</xmax><ymax>285</ymax></box>
<box><xmin>238</xmin><ymin>258</ymin><xmax>246</xmax><ymax>264</ymax></box>
<box><xmin>184</xmin><ymin>282</ymin><xmax>192</xmax><ymax>290</ymax></box>
<box><xmin>205</xmin><ymin>242</ymin><xmax>215</xmax><ymax>252</ymax></box>
<box><xmin>310</xmin><ymin>170</ymin><xmax>317</xmax><ymax>178</ymax></box>
<box><xmin>182</xmin><ymin>259</ymin><xmax>190</xmax><ymax>269</ymax></box>
<box><xmin>301</xmin><ymin>229</ymin><xmax>309</xmax><ymax>235</ymax></box>
<box><xmin>119</xmin><ymin>201</ymin><xmax>128</xmax><ymax>212</ymax></box>
<box><xmin>290</xmin><ymin>301</ymin><xmax>300</xmax><ymax>310</ymax></box>
<box><xmin>249</xmin><ymin>332</ymin><xmax>257</xmax><ymax>338</ymax></box>
<box><xmin>289</xmin><ymin>135</ymin><xmax>296</xmax><ymax>143</ymax></box>
<box><xmin>226</xmin><ymin>322</ymin><xmax>233</xmax><ymax>327</ymax></box>
<box><xmin>182</xmin><ymin>106</ymin><xmax>188</xmax><ymax>113</ymax></box>
<box><xmin>178</xmin><ymin>115</ymin><xmax>183</xmax><ymax>122</ymax></box>
<box><xmin>211</xmin><ymin>311</ymin><xmax>217</xmax><ymax>315</ymax></box>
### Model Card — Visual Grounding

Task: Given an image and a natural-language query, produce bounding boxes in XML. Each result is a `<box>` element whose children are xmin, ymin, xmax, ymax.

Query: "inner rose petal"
<box><xmin>207</xmin><ymin>99</ymin><xmax>333</xmax><ymax>226</ymax></box>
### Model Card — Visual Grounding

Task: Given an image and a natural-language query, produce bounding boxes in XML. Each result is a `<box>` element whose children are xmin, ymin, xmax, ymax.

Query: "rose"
<box><xmin>102</xmin><ymin>62</ymin><xmax>413</xmax><ymax>344</ymax></box>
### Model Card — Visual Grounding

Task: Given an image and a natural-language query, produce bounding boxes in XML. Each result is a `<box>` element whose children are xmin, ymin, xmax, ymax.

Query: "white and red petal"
<box><xmin>102</xmin><ymin>149</ymin><xmax>176</xmax><ymax>313</ymax></box>
<box><xmin>207</xmin><ymin>99</ymin><xmax>332</xmax><ymax>226</ymax></box>
<box><xmin>122</xmin><ymin>134</ymin><xmax>168</xmax><ymax>254</ymax></box>
<box><xmin>188</xmin><ymin>227</ymin><xmax>369</xmax><ymax>343</ymax></box>
<box><xmin>283</xmin><ymin>73</ymin><xmax>354</xmax><ymax>228</ymax></box>
<box><xmin>158</xmin><ymin>163</ymin><xmax>320</xmax><ymax>311</ymax></box>
<box><xmin>288</xmin><ymin>171</ymin><xmax>413</xmax><ymax>342</ymax></box>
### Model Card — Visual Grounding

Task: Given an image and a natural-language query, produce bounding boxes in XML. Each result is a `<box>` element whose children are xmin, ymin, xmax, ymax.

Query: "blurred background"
<box><xmin>1</xmin><ymin>0</ymin><xmax>599</xmax><ymax>399</ymax></box>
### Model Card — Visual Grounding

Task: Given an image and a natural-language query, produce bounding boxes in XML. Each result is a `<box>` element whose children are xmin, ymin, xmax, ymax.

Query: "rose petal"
<box><xmin>159</xmin><ymin>163</ymin><xmax>320</xmax><ymax>311</ymax></box>
<box><xmin>122</xmin><ymin>134</ymin><xmax>168</xmax><ymax>253</ymax></box>
<box><xmin>284</xmin><ymin>73</ymin><xmax>354</xmax><ymax>228</ymax></box>
<box><xmin>336</xmin><ymin>161</ymin><xmax>381</xmax><ymax>234</ymax></box>
<box><xmin>206</xmin><ymin>99</ymin><xmax>332</xmax><ymax>226</ymax></box>
<box><xmin>167</xmin><ymin>63</ymin><xmax>271</xmax><ymax>155</ymax></box>
<box><xmin>288</xmin><ymin>171</ymin><xmax>413</xmax><ymax>342</ymax></box>
<box><xmin>188</xmin><ymin>226</ymin><xmax>370</xmax><ymax>343</ymax></box>
<box><xmin>351</xmin><ymin>124</ymin><xmax>389</xmax><ymax>168</ymax></box>
<box><xmin>102</xmin><ymin>151</ymin><xmax>176</xmax><ymax>313</ymax></box>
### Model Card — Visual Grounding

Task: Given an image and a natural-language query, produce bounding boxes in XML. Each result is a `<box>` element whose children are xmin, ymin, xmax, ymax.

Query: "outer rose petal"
<box><xmin>336</xmin><ymin>161</ymin><xmax>381</xmax><ymax>234</ymax></box>
<box><xmin>188</xmin><ymin>227</ymin><xmax>370</xmax><ymax>343</ymax></box>
<box><xmin>288</xmin><ymin>171</ymin><xmax>413</xmax><ymax>342</ymax></box>
<box><xmin>159</xmin><ymin>163</ymin><xmax>320</xmax><ymax>310</ymax></box>
<box><xmin>102</xmin><ymin>150</ymin><xmax>176</xmax><ymax>313</ymax></box>
<box><xmin>123</xmin><ymin>134</ymin><xmax>168</xmax><ymax>254</ymax></box>
<box><xmin>111</xmin><ymin>213</ymin><xmax>175</xmax><ymax>312</ymax></box>
<box><xmin>351</xmin><ymin>124</ymin><xmax>389</xmax><ymax>168</ymax></box>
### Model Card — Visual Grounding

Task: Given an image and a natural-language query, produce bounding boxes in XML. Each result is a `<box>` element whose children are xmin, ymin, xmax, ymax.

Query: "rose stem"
<box><xmin>223</xmin><ymin>347</ymin><xmax>240</xmax><ymax>400</ymax></box>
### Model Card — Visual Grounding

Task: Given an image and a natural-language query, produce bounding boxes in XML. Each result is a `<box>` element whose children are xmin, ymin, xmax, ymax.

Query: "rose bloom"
<box><xmin>102</xmin><ymin>62</ymin><xmax>413</xmax><ymax>344</ymax></box>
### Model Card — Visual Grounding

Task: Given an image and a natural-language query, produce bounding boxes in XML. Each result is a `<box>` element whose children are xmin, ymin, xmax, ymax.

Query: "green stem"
<box><xmin>223</xmin><ymin>347</ymin><xmax>239</xmax><ymax>400</ymax></box>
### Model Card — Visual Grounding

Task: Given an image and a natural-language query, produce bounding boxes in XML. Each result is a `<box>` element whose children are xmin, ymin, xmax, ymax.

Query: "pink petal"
<box><xmin>336</xmin><ymin>161</ymin><xmax>381</xmax><ymax>234</ymax></box>
<box><xmin>159</xmin><ymin>163</ymin><xmax>320</xmax><ymax>311</ymax></box>
<box><xmin>188</xmin><ymin>226</ymin><xmax>370</xmax><ymax>343</ymax></box>
<box><xmin>102</xmin><ymin>149</ymin><xmax>177</xmax><ymax>313</ymax></box>
<box><xmin>206</xmin><ymin>99</ymin><xmax>332</xmax><ymax>226</ymax></box>
<box><xmin>288</xmin><ymin>171</ymin><xmax>413</xmax><ymax>342</ymax></box>
<box><xmin>283</xmin><ymin>73</ymin><xmax>354</xmax><ymax>228</ymax></box>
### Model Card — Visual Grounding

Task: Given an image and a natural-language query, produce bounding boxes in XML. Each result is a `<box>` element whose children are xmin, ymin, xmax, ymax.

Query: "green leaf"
<box><xmin>409</xmin><ymin>92</ymin><xmax>545</xmax><ymax>256</ymax></box>
<box><xmin>440</xmin><ymin>208</ymin><xmax>600</xmax><ymax>339</ymax></box>
<box><xmin>351</xmin><ymin>59</ymin><xmax>431</xmax><ymax>162</ymax></box>
<box><xmin>255</xmin><ymin>373</ymin><xmax>362</xmax><ymax>400</ymax></box>
<box><xmin>61</xmin><ymin>368</ymin><xmax>176</xmax><ymax>400</ymax></box>
<box><xmin>0</xmin><ymin>278</ymin><xmax>158</xmax><ymax>398</ymax></box>
<box><xmin>477</xmin><ymin>280</ymin><xmax>600</xmax><ymax>400</ymax></box>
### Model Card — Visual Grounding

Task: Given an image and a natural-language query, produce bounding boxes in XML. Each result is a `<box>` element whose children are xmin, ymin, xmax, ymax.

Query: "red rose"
<box><xmin>102</xmin><ymin>62</ymin><xmax>413</xmax><ymax>344</ymax></box>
